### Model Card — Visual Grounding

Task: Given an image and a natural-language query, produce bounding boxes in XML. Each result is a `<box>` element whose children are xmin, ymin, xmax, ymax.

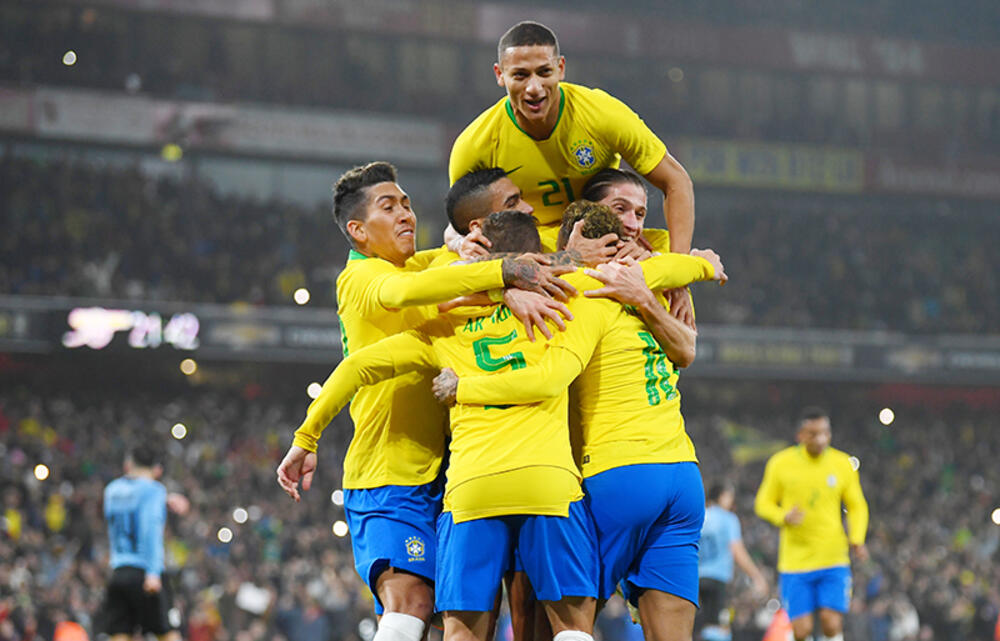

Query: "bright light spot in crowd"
<box><xmin>233</xmin><ymin>507</ymin><xmax>249</xmax><ymax>524</ymax></box>
<box><xmin>161</xmin><ymin>143</ymin><xmax>183</xmax><ymax>162</ymax></box>
<box><xmin>878</xmin><ymin>407</ymin><xmax>895</xmax><ymax>426</ymax></box>
<box><xmin>294</xmin><ymin>288</ymin><xmax>311</xmax><ymax>305</ymax></box>
<box><xmin>991</xmin><ymin>508</ymin><xmax>1000</xmax><ymax>525</ymax></box>
<box><xmin>765</xmin><ymin>598</ymin><xmax>781</xmax><ymax>613</ymax></box>
<box><xmin>34</xmin><ymin>464</ymin><xmax>50</xmax><ymax>481</ymax></box>
<box><xmin>331</xmin><ymin>489</ymin><xmax>344</xmax><ymax>506</ymax></box>
<box><xmin>62</xmin><ymin>51</ymin><xmax>77</xmax><ymax>66</ymax></box>
<box><xmin>217</xmin><ymin>527</ymin><xmax>233</xmax><ymax>543</ymax></box>
<box><xmin>307</xmin><ymin>382</ymin><xmax>323</xmax><ymax>399</ymax></box>
<box><xmin>180</xmin><ymin>358</ymin><xmax>198</xmax><ymax>376</ymax></box>
<box><xmin>848</xmin><ymin>456</ymin><xmax>860</xmax><ymax>471</ymax></box>
<box><xmin>668</xmin><ymin>67</ymin><xmax>684</xmax><ymax>82</ymax></box>
<box><xmin>332</xmin><ymin>520</ymin><xmax>349</xmax><ymax>537</ymax></box>
<box><xmin>171</xmin><ymin>423</ymin><xmax>188</xmax><ymax>439</ymax></box>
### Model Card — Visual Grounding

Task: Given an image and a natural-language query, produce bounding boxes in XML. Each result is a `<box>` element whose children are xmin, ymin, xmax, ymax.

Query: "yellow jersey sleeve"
<box><xmin>639</xmin><ymin>253</ymin><xmax>716</xmax><ymax>290</ymax></box>
<box><xmin>754</xmin><ymin>454</ymin><xmax>788</xmax><ymax>527</ymax></box>
<box><xmin>404</xmin><ymin>245</ymin><xmax>452</xmax><ymax>271</ymax></box>
<box><xmin>843</xmin><ymin>462</ymin><xmax>869</xmax><ymax>545</ymax></box>
<box><xmin>360</xmin><ymin>256</ymin><xmax>505</xmax><ymax>310</ymax></box>
<box><xmin>642</xmin><ymin>228</ymin><xmax>671</xmax><ymax>253</ymax></box>
<box><xmin>292</xmin><ymin>329</ymin><xmax>439</xmax><ymax>452</ymax></box>
<box><xmin>579</xmin><ymin>85</ymin><xmax>667</xmax><ymax>176</ymax></box>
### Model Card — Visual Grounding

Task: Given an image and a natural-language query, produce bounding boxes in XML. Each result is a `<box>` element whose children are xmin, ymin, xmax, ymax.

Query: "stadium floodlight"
<box><xmin>294</xmin><ymin>288</ymin><xmax>311</xmax><ymax>305</ymax></box>
<box><xmin>233</xmin><ymin>507</ymin><xmax>249</xmax><ymax>524</ymax></box>
<box><xmin>217</xmin><ymin>527</ymin><xmax>234</xmax><ymax>543</ymax></box>
<box><xmin>180</xmin><ymin>358</ymin><xmax>198</xmax><ymax>376</ymax></box>
<box><xmin>332</xmin><ymin>520</ymin><xmax>349</xmax><ymax>537</ymax></box>
<box><xmin>171</xmin><ymin>423</ymin><xmax>188</xmax><ymax>440</ymax></box>
<box><xmin>878</xmin><ymin>407</ymin><xmax>895</xmax><ymax>426</ymax></box>
<box><xmin>34</xmin><ymin>464</ymin><xmax>50</xmax><ymax>481</ymax></box>
<box><xmin>992</xmin><ymin>508</ymin><xmax>1000</xmax><ymax>526</ymax></box>
<box><xmin>62</xmin><ymin>51</ymin><xmax>77</xmax><ymax>66</ymax></box>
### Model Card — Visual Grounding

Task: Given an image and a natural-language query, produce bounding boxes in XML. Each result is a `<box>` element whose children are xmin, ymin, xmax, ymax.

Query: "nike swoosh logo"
<box><xmin>504</xmin><ymin>165</ymin><xmax>523</xmax><ymax>175</ymax></box>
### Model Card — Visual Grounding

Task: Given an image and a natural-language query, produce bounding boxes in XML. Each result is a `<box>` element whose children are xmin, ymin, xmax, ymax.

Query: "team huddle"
<box><xmin>269</xmin><ymin>20</ymin><xmax>868</xmax><ymax>641</ymax></box>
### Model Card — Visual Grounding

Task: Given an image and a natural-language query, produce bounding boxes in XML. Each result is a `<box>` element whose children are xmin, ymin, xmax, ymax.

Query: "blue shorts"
<box><xmin>344</xmin><ymin>481</ymin><xmax>443</xmax><ymax>614</ymax></box>
<box><xmin>435</xmin><ymin>500</ymin><xmax>598</xmax><ymax>612</ymax></box>
<box><xmin>780</xmin><ymin>566</ymin><xmax>851</xmax><ymax>620</ymax></box>
<box><xmin>583</xmin><ymin>462</ymin><xmax>704</xmax><ymax>606</ymax></box>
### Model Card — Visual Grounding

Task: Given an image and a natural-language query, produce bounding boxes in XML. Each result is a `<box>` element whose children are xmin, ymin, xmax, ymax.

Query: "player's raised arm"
<box><xmin>643</xmin><ymin>150</ymin><xmax>695</xmax><ymax>255</ymax></box>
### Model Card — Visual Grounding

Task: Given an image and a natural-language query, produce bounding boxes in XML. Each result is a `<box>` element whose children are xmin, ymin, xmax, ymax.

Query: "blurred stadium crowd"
<box><xmin>4</xmin><ymin>154</ymin><xmax>998</xmax><ymax>335</ymax></box>
<box><xmin>2</xmin><ymin>383</ymin><xmax>997</xmax><ymax>641</ymax></box>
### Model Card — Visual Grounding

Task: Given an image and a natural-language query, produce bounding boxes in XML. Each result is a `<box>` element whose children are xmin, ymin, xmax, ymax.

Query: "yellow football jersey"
<box><xmin>754</xmin><ymin>445</ymin><xmax>869</xmax><ymax>572</ymax></box>
<box><xmin>457</xmin><ymin>271</ymin><xmax>697</xmax><ymax>477</ymax></box>
<box><xmin>450</xmin><ymin>82</ymin><xmax>668</xmax><ymax>249</ymax></box>
<box><xmin>293</xmin><ymin>303</ymin><xmax>581</xmax><ymax>522</ymax></box>
<box><xmin>316</xmin><ymin>249</ymin><xmax>505</xmax><ymax>489</ymax></box>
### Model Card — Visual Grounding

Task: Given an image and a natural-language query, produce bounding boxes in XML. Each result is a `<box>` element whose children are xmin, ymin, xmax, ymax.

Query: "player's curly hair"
<box><xmin>498</xmin><ymin>21</ymin><xmax>559</xmax><ymax>63</ymax></box>
<box><xmin>556</xmin><ymin>200</ymin><xmax>625</xmax><ymax>250</ymax></box>
<box><xmin>446</xmin><ymin>167</ymin><xmax>509</xmax><ymax>235</ymax></box>
<box><xmin>332</xmin><ymin>161</ymin><xmax>398</xmax><ymax>242</ymax></box>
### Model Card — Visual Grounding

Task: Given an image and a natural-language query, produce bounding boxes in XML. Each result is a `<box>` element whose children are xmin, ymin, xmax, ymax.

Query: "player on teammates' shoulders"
<box><xmin>448</xmin><ymin>20</ymin><xmax>697</xmax><ymax>323</ymax></box>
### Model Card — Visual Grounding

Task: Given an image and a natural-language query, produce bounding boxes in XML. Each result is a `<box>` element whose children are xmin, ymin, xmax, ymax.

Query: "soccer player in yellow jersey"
<box><xmin>449</xmin><ymin>20</ymin><xmax>697</xmax><ymax>323</ymax></box>
<box><xmin>435</xmin><ymin>201</ymin><xmax>727</xmax><ymax>641</ymax></box>
<box><xmin>754</xmin><ymin>408</ymin><xmax>870</xmax><ymax>641</ymax></box>
<box><xmin>275</xmin><ymin>162</ymin><xmax>575</xmax><ymax>641</ymax></box>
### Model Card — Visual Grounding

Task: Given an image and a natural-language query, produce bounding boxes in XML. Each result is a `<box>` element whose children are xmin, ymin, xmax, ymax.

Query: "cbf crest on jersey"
<box><xmin>570</xmin><ymin>138</ymin><xmax>597</xmax><ymax>171</ymax></box>
<box><xmin>405</xmin><ymin>536</ymin><xmax>426</xmax><ymax>562</ymax></box>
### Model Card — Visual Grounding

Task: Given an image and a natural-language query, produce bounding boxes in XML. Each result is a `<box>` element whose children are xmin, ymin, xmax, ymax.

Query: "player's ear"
<box><xmin>346</xmin><ymin>219</ymin><xmax>367</xmax><ymax>245</ymax></box>
<box><xmin>556</xmin><ymin>55</ymin><xmax>566</xmax><ymax>80</ymax></box>
<box><xmin>494</xmin><ymin>62</ymin><xmax>505</xmax><ymax>88</ymax></box>
<box><xmin>468</xmin><ymin>219</ymin><xmax>483</xmax><ymax>232</ymax></box>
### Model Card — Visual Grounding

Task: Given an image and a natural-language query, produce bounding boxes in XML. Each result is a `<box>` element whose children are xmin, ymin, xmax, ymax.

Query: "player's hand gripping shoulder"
<box><xmin>583</xmin><ymin>256</ymin><xmax>659</xmax><ymax>309</ymax></box>
<box><xmin>504</xmin><ymin>289</ymin><xmax>573</xmax><ymax>342</ymax></box>
<box><xmin>501</xmin><ymin>254</ymin><xmax>577</xmax><ymax>301</ymax></box>
<box><xmin>276</xmin><ymin>444</ymin><xmax>318</xmax><ymax>503</ymax></box>
<box><xmin>432</xmin><ymin>368</ymin><xmax>459</xmax><ymax>406</ymax></box>
<box><xmin>614</xmin><ymin>235</ymin><xmax>655</xmax><ymax>262</ymax></box>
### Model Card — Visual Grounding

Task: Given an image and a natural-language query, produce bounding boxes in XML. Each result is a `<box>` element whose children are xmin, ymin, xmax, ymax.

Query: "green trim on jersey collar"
<box><xmin>348</xmin><ymin>249</ymin><xmax>372</xmax><ymax>262</ymax></box>
<box><xmin>504</xmin><ymin>86</ymin><xmax>565</xmax><ymax>140</ymax></box>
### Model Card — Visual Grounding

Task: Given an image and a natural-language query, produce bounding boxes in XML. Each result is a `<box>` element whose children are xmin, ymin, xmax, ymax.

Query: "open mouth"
<box><xmin>523</xmin><ymin>96</ymin><xmax>546</xmax><ymax>113</ymax></box>
<box><xmin>398</xmin><ymin>229</ymin><xmax>414</xmax><ymax>239</ymax></box>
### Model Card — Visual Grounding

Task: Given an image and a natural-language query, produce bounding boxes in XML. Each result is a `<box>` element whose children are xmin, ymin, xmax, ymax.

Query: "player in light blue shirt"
<box><xmin>696</xmin><ymin>483</ymin><xmax>768</xmax><ymax>641</ymax></box>
<box><xmin>101</xmin><ymin>445</ymin><xmax>180</xmax><ymax>641</ymax></box>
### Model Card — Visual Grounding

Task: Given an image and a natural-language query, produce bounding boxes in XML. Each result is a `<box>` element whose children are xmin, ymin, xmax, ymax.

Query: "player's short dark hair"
<box><xmin>332</xmin><ymin>161</ymin><xmax>398</xmax><ymax>242</ymax></box>
<box><xmin>581</xmin><ymin>167</ymin><xmax>646</xmax><ymax>203</ymax></box>
<box><xmin>481</xmin><ymin>210</ymin><xmax>541</xmax><ymax>254</ymax></box>
<box><xmin>446</xmin><ymin>168</ymin><xmax>508</xmax><ymax>235</ymax></box>
<box><xmin>799</xmin><ymin>406</ymin><xmax>829</xmax><ymax>425</ymax></box>
<box><xmin>557</xmin><ymin>200</ymin><xmax>625</xmax><ymax>250</ymax></box>
<box><xmin>128</xmin><ymin>444</ymin><xmax>159</xmax><ymax>468</ymax></box>
<box><xmin>498</xmin><ymin>21</ymin><xmax>560</xmax><ymax>63</ymax></box>
<box><xmin>707</xmin><ymin>482</ymin><xmax>734</xmax><ymax>504</ymax></box>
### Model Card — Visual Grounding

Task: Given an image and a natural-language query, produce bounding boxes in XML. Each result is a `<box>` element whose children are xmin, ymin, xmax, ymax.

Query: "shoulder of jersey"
<box><xmin>562</xmin><ymin>82</ymin><xmax>625</xmax><ymax>113</ymax></box>
<box><xmin>455</xmin><ymin>96</ymin><xmax>508</xmax><ymax>145</ymax></box>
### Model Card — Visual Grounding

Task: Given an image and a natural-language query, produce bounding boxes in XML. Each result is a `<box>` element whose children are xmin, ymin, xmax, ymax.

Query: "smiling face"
<box><xmin>346</xmin><ymin>182</ymin><xmax>416</xmax><ymax>267</ymax></box>
<box><xmin>494</xmin><ymin>44</ymin><xmax>565</xmax><ymax>139</ymax></box>
<box><xmin>596</xmin><ymin>181</ymin><xmax>648</xmax><ymax>243</ymax></box>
